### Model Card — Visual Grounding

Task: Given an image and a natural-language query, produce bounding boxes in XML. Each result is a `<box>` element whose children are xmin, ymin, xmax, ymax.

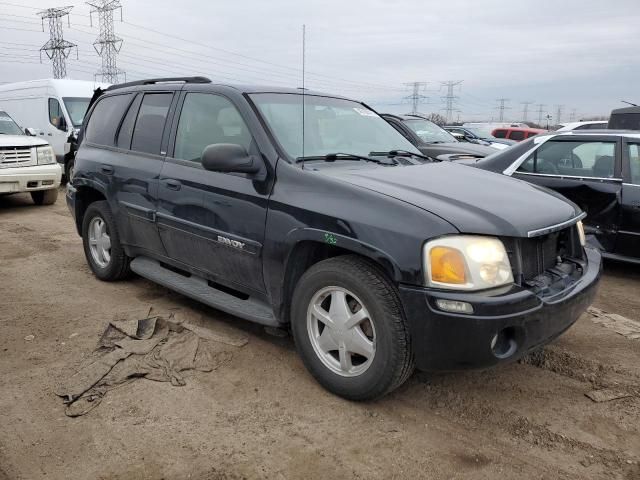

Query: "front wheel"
<box><xmin>82</xmin><ymin>201</ymin><xmax>131</xmax><ymax>281</ymax></box>
<box><xmin>291</xmin><ymin>255</ymin><xmax>414</xmax><ymax>400</ymax></box>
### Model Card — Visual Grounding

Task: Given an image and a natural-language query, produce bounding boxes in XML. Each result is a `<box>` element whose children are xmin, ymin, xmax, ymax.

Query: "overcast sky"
<box><xmin>1</xmin><ymin>0</ymin><xmax>638</xmax><ymax>122</ymax></box>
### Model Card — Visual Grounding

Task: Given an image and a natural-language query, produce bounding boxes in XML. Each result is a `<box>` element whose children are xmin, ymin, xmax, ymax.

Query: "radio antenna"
<box><xmin>301</xmin><ymin>24</ymin><xmax>306</xmax><ymax>170</ymax></box>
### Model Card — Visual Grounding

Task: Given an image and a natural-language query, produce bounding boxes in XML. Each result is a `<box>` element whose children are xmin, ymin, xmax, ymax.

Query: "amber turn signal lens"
<box><xmin>430</xmin><ymin>246</ymin><xmax>467</xmax><ymax>284</ymax></box>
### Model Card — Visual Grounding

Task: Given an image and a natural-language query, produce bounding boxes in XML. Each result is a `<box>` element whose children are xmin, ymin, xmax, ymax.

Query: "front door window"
<box><xmin>517</xmin><ymin>140</ymin><xmax>616</xmax><ymax>178</ymax></box>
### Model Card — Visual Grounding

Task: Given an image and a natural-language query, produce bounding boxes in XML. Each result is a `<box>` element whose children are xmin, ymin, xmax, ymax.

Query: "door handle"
<box><xmin>161</xmin><ymin>179</ymin><xmax>182</xmax><ymax>191</ymax></box>
<box><xmin>100</xmin><ymin>164</ymin><xmax>114</xmax><ymax>175</ymax></box>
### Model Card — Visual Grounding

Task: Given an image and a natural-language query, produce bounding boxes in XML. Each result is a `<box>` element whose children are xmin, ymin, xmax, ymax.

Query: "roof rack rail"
<box><xmin>106</xmin><ymin>76</ymin><xmax>212</xmax><ymax>91</ymax></box>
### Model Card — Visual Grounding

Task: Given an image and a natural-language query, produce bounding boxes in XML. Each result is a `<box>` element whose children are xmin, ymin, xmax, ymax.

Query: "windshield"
<box><xmin>0</xmin><ymin>111</ymin><xmax>24</xmax><ymax>135</ymax></box>
<box><xmin>403</xmin><ymin>119</ymin><xmax>457</xmax><ymax>143</ymax></box>
<box><xmin>249</xmin><ymin>93</ymin><xmax>420</xmax><ymax>159</ymax></box>
<box><xmin>63</xmin><ymin>97</ymin><xmax>91</xmax><ymax>127</ymax></box>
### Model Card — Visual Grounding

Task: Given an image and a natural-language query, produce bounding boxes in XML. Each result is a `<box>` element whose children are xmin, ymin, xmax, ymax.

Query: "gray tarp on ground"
<box><xmin>55</xmin><ymin>307</ymin><xmax>243</xmax><ymax>417</ymax></box>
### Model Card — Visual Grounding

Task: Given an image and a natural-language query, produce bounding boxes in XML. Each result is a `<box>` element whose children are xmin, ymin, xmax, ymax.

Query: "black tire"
<box><xmin>31</xmin><ymin>188</ymin><xmax>58</xmax><ymax>205</ymax></box>
<box><xmin>65</xmin><ymin>157</ymin><xmax>75</xmax><ymax>184</ymax></box>
<box><xmin>81</xmin><ymin>200</ymin><xmax>131</xmax><ymax>281</ymax></box>
<box><xmin>291</xmin><ymin>255</ymin><xmax>414</xmax><ymax>401</ymax></box>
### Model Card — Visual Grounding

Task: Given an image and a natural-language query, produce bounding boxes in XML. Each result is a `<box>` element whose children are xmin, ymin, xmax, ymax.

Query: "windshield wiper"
<box><xmin>295</xmin><ymin>152</ymin><xmax>396</xmax><ymax>165</ymax></box>
<box><xmin>369</xmin><ymin>150</ymin><xmax>434</xmax><ymax>161</ymax></box>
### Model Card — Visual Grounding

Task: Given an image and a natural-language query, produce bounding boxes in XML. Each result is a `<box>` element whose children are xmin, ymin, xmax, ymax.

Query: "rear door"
<box><xmin>156</xmin><ymin>90</ymin><xmax>270</xmax><ymax>294</ymax></box>
<box><xmin>83</xmin><ymin>89</ymin><xmax>175</xmax><ymax>256</ymax></box>
<box><xmin>513</xmin><ymin>135</ymin><xmax>623</xmax><ymax>252</ymax></box>
<box><xmin>617</xmin><ymin>140</ymin><xmax>640</xmax><ymax>260</ymax></box>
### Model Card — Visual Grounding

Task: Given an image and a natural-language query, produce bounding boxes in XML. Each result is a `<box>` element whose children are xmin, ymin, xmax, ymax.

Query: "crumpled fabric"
<box><xmin>55</xmin><ymin>308</ymin><xmax>234</xmax><ymax>417</ymax></box>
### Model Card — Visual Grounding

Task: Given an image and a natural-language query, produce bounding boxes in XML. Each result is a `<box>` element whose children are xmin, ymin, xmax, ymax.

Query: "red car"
<box><xmin>492</xmin><ymin>127</ymin><xmax>546</xmax><ymax>142</ymax></box>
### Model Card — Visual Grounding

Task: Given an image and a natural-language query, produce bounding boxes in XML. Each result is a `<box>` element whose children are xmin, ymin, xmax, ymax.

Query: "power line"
<box><xmin>441</xmin><ymin>80</ymin><xmax>463</xmax><ymax>124</ymax></box>
<box><xmin>536</xmin><ymin>104</ymin><xmax>546</xmax><ymax>126</ymax></box>
<box><xmin>403</xmin><ymin>82</ymin><xmax>428</xmax><ymax>115</ymax></box>
<box><xmin>520</xmin><ymin>101</ymin><xmax>533</xmax><ymax>123</ymax></box>
<box><xmin>555</xmin><ymin>104</ymin><xmax>564</xmax><ymax>125</ymax></box>
<box><xmin>37</xmin><ymin>6</ymin><xmax>77</xmax><ymax>79</ymax></box>
<box><xmin>496</xmin><ymin>98</ymin><xmax>510</xmax><ymax>122</ymax></box>
<box><xmin>87</xmin><ymin>0</ymin><xmax>124</xmax><ymax>83</ymax></box>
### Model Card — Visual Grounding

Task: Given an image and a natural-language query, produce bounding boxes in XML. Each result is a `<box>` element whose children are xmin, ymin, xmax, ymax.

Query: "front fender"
<box><xmin>282</xmin><ymin>227</ymin><xmax>402</xmax><ymax>282</ymax></box>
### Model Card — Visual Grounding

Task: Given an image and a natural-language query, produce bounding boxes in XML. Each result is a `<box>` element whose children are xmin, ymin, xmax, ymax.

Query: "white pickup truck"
<box><xmin>0</xmin><ymin>110</ymin><xmax>61</xmax><ymax>205</ymax></box>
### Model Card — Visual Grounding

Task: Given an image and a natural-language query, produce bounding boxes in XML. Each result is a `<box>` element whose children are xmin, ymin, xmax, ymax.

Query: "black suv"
<box><xmin>67</xmin><ymin>77</ymin><xmax>601</xmax><ymax>400</ymax></box>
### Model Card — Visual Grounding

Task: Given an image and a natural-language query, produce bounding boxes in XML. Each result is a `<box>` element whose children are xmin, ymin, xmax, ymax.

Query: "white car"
<box><xmin>0</xmin><ymin>110</ymin><xmax>61</xmax><ymax>205</ymax></box>
<box><xmin>556</xmin><ymin>121</ymin><xmax>608</xmax><ymax>131</ymax></box>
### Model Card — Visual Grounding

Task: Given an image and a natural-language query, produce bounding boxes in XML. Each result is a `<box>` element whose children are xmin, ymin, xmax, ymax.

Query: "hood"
<box><xmin>418</xmin><ymin>142</ymin><xmax>497</xmax><ymax>158</ymax></box>
<box><xmin>323</xmin><ymin>162</ymin><xmax>581</xmax><ymax>238</ymax></box>
<box><xmin>0</xmin><ymin>135</ymin><xmax>48</xmax><ymax>148</ymax></box>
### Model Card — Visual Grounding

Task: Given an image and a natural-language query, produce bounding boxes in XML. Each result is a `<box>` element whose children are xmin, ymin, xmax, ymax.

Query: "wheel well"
<box><xmin>74</xmin><ymin>186</ymin><xmax>105</xmax><ymax>235</ymax></box>
<box><xmin>280</xmin><ymin>240</ymin><xmax>395</xmax><ymax>324</ymax></box>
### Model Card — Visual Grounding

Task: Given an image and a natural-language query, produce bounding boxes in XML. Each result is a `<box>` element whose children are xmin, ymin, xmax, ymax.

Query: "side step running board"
<box><xmin>130</xmin><ymin>257</ymin><xmax>279</xmax><ymax>327</ymax></box>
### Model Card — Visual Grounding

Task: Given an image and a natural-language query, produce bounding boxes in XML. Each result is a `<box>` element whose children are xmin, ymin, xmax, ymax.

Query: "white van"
<box><xmin>0</xmin><ymin>79</ymin><xmax>109</xmax><ymax>180</ymax></box>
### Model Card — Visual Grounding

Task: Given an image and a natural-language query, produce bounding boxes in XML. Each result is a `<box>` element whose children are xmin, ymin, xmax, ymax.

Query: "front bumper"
<box><xmin>0</xmin><ymin>164</ymin><xmax>62</xmax><ymax>194</ymax></box>
<box><xmin>399</xmin><ymin>247</ymin><xmax>602</xmax><ymax>371</ymax></box>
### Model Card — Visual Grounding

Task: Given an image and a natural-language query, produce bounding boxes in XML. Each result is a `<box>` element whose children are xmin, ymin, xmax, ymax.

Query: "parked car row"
<box><xmin>65</xmin><ymin>76</ymin><xmax>602</xmax><ymax>400</ymax></box>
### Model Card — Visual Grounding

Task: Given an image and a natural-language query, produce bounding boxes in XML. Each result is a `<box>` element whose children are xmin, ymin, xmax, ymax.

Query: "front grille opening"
<box><xmin>504</xmin><ymin>226</ymin><xmax>582</xmax><ymax>285</ymax></box>
<box><xmin>26</xmin><ymin>181</ymin><xmax>38</xmax><ymax>188</ymax></box>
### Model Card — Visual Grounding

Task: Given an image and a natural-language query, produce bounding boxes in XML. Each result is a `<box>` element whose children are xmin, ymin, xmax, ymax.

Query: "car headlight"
<box><xmin>424</xmin><ymin>235</ymin><xmax>514</xmax><ymax>290</ymax></box>
<box><xmin>576</xmin><ymin>220</ymin><xmax>586</xmax><ymax>247</ymax></box>
<box><xmin>36</xmin><ymin>145</ymin><xmax>56</xmax><ymax>165</ymax></box>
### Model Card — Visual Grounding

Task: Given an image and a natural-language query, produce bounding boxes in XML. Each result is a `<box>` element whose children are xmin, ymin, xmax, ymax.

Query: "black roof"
<box><xmin>610</xmin><ymin>106</ymin><xmax>640</xmax><ymax>115</ymax></box>
<box><xmin>103</xmin><ymin>76</ymin><xmax>348</xmax><ymax>99</ymax></box>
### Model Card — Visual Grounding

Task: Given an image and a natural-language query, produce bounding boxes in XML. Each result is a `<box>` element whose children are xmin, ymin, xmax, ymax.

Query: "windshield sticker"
<box><xmin>353</xmin><ymin>108</ymin><xmax>377</xmax><ymax>117</ymax></box>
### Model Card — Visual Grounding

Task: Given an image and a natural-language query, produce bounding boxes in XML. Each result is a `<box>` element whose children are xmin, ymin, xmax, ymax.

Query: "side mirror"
<box><xmin>201</xmin><ymin>143</ymin><xmax>260</xmax><ymax>174</ymax></box>
<box><xmin>24</xmin><ymin>127</ymin><xmax>37</xmax><ymax>136</ymax></box>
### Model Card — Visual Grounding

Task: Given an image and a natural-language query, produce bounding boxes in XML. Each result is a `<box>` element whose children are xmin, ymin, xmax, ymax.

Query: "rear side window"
<box><xmin>493</xmin><ymin>129</ymin><xmax>507</xmax><ymax>138</ymax></box>
<box><xmin>509</xmin><ymin>130</ymin><xmax>525</xmax><ymax>141</ymax></box>
<box><xmin>116</xmin><ymin>95</ymin><xmax>142</xmax><ymax>149</ymax></box>
<box><xmin>628</xmin><ymin>144</ymin><xmax>640</xmax><ymax>185</ymax></box>
<box><xmin>84</xmin><ymin>94</ymin><xmax>133</xmax><ymax>146</ymax></box>
<box><xmin>131</xmin><ymin>93</ymin><xmax>173</xmax><ymax>155</ymax></box>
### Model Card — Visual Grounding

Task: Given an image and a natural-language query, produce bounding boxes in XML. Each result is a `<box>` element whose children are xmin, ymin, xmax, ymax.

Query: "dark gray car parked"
<box><xmin>382</xmin><ymin>114</ymin><xmax>498</xmax><ymax>160</ymax></box>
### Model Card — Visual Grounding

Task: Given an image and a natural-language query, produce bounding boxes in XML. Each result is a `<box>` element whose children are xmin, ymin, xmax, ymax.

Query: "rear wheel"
<box><xmin>291</xmin><ymin>255</ymin><xmax>414</xmax><ymax>400</ymax></box>
<box><xmin>82</xmin><ymin>201</ymin><xmax>131</xmax><ymax>281</ymax></box>
<box><xmin>31</xmin><ymin>188</ymin><xmax>58</xmax><ymax>205</ymax></box>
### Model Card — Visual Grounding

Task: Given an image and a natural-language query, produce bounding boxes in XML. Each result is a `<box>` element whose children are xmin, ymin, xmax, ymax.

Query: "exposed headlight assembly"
<box><xmin>424</xmin><ymin>235</ymin><xmax>514</xmax><ymax>291</ymax></box>
<box><xmin>36</xmin><ymin>145</ymin><xmax>56</xmax><ymax>165</ymax></box>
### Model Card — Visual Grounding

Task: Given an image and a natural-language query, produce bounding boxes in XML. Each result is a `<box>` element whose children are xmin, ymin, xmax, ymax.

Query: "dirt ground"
<box><xmin>1</xmin><ymin>189</ymin><xmax>639</xmax><ymax>480</ymax></box>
